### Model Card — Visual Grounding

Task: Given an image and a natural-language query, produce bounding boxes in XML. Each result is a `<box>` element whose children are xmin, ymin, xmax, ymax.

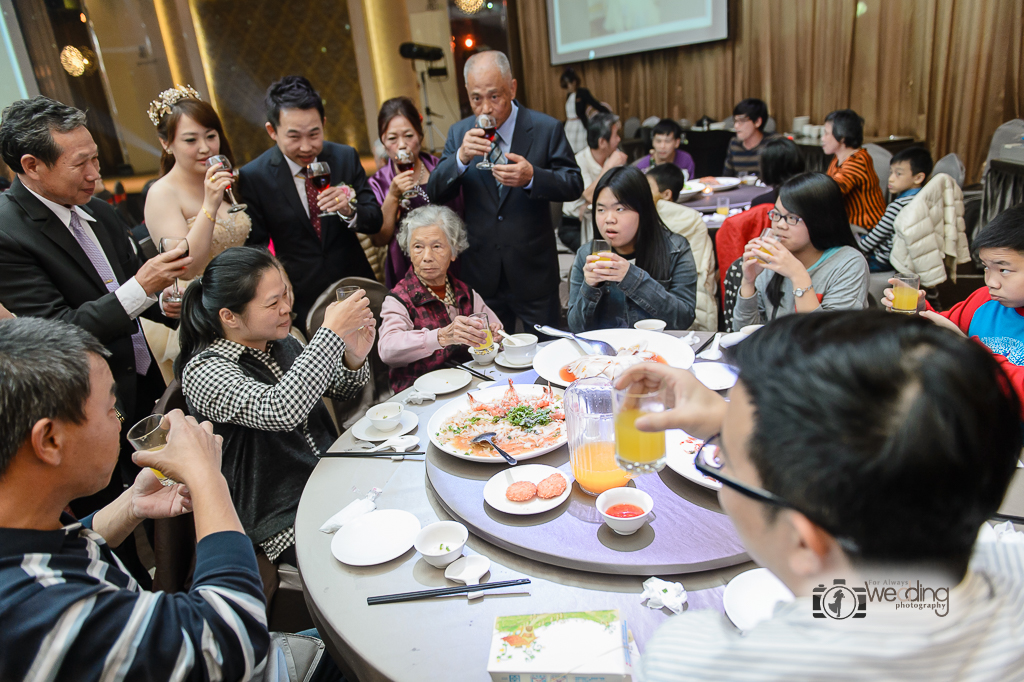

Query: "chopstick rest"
<box><xmin>367</xmin><ymin>578</ymin><xmax>531</xmax><ymax>605</ymax></box>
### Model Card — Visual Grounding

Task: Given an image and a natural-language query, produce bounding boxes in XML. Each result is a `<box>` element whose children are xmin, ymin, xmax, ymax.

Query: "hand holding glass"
<box><xmin>158</xmin><ymin>237</ymin><xmax>188</xmax><ymax>302</ymax></box>
<box><xmin>307</xmin><ymin>162</ymin><xmax>340</xmax><ymax>217</ymax></box>
<box><xmin>755</xmin><ymin>228</ymin><xmax>774</xmax><ymax>264</ymax></box>
<box><xmin>612</xmin><ymin>384</ymin><xmax>667</xmax><ymax>473</ymax></box>
<box><xmin>592</xmin><ymin>239</ymin><xmax>613</xmax><ymax>262</ymax></box>
<box><xmin>469</xmin><ymin>311</ymin><xmax>493</xmax><ymax>350</ymax></box>
<box><xmin>890</xmin><ymin>273</ymin><xmax>921</xmax><ymax>314</ymax></box>
<box><xmin>395</xmin><ymin>150</ymin><xmax>418</xmax><ymax>199</ymax></box>
<box><xmin>127</xmin><ymin>414</ymin><xmax>176</xmax><ymax>486</ymax></box>
<box><xmin>475</xmin><ymin>114</ymin><xmax>498</xmax><ymax>170</ymax></box>
<box><xmin>205</xmin><ymin>155</ymin><xmax>247</xmax><ymax>213</ymax></box>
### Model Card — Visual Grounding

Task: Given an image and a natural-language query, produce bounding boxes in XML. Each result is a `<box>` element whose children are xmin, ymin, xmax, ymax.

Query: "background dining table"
<box><xmin>295</xmin><ymin>330</ymin><xmax>1024</xmax><ymax>682</ymax></box>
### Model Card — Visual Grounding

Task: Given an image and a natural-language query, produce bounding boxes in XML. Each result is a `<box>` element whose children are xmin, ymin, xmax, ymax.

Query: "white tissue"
<box><xmin>977</xmin><ymin>520</ymin><xmax>1024</xmax><ymax>544</ymax></box>
<box><xmin>641</xmin><ymin>577</ymin><xmax>688</xmax><ymax>614</ymax></box>
<box><xmin>402</xmin><ymin>389</ymin><xmax>435</xmax><ymax>405</ymax></box>
<box><xmin>319</xmin><ymin>487</ymin><xmax>382</xmax><ymax>534</ymax></box>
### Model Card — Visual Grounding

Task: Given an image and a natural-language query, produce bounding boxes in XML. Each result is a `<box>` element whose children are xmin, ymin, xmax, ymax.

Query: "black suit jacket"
<box><xmin>239</xmin><ymin>142</ymin><xmax>382</xmax><ymax>327</ymax></box>
<box><xmin>427</xmin><ymin>104</ymin><xmax>583</xmax><ymax>300</ymax></box>
<box><xmin>0</xmin><ymin>178</ymin><xmax>169</xmax><ymax>422</ymax></box>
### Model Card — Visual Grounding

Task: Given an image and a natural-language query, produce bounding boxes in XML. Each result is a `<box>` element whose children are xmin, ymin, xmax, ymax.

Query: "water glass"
<box><xmin>716</xmin><ymin>196</ymin><xmax>730</xmax><ymax>216</ymax></box>
<box><xmin>890</xmin><ymin>273</ymin><xmax>921</xmax><ymax>314</ymax></box>
<box><xmin>612</xmin><ymin>385</ymin><xmax>668</xmax><ymax>473</ymax></box>
<box><xmin>469</xmin><ymin>311</ymin><xmax>493</xmax><ymax>350</ymax></box>
<box><xmin>565</xmin><ymin>377</ymin><xmax>632</xmax><ymax>496</ymax></box>
<box><xmin>592</xmin><ymin>239</ymin><xmax>612</xmax><ymax>262</ymax></box>
<box><xmin>756</xmin><ymin>228</ymin><xmax>774</xmax><ymax>264</ymax></box>
<box><xmin>127</xmin><ymin>414</ymin><xmax>176</xmax><ymax>486</ymax></box>
<box><xmin>336</xmin><ymin>285</ymin><xmax>359</xmax><ymax>302</ymax></box>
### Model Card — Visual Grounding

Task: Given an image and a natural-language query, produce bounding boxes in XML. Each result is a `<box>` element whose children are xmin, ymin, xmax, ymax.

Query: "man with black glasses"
<box><xmin>618</xmin><ymin>311</ymin><xmax>1024</xmax><ymax>681</ymax></box>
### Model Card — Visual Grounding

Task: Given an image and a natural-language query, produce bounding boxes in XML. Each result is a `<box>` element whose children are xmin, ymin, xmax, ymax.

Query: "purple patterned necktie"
<box><xmin>68</xmin><ymin>211</ymin><xmax>152</xmax><ymax>375</ymax></box>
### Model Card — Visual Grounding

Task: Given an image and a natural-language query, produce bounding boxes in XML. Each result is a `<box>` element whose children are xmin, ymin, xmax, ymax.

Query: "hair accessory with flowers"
<box><xmin>147</xmin><ymin>84</ymin><xmax>202</xmax><ymax>126</ymax></box>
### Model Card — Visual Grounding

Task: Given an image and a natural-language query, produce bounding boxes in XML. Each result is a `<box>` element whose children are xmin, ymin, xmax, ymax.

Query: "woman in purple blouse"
<box><xmin>368</xmin><ymin>97</ymin><xmax>463</xmax><ymax>288</ymax></box>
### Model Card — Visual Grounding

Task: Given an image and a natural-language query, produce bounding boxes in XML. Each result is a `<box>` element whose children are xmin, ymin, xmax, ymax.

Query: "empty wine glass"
<box><xmin>158</xmin><ymin>237</ymin><xmax>188</xmax><ymax>302</ymax></box>
<box><xmin>475</xmin><ymin>114</ymin><xmax>497</xmax><ymax>170</ymax></box>
<box><xmin>307</xmin><ymin>161</ymin><xmax>340</xmax><ymax>217</ymax></box>
<box><xmin>205</xmin><ymin>155</ymin><xmax>247</xmax><ymax>214</ymax></box>
<box><xmin>395</xmin><ymin>150</ymin><xmax>418</xmax><ymax>199</ymax></box>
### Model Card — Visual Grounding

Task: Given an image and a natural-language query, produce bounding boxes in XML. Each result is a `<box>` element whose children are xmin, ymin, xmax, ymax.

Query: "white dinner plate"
<box><xmin>494</xmin><ymin>351</ymin><xmax>534</xmax><ymax>369</ymax></box>
<box><xmin>330</xmin><ymin>509</ymin><xmax>421</xmax><ymax>567</ymax></box>
<box><xmin>483</xmin><ymin>464</ymin><xmax>573</xmax><ymax>515</ymax></box>
<box><xmin>677</xmin><ymin>181</ymin><xmax>707</xmax><ymax>201</ymax></box>
<box><xmin>723</xmin><ymin>568</ymin><xmax>795</xmax><ymax>632</ymax></box>
<box><xmin>691</xmin><ymin>362</ymin><xmax>738</xmax><ymax>391</ymax></box>
<box><xmin>414</xmin><ymin>368</ymin><xmax>472</xmax><ymax>394</ymax></box>
<box><xmin>707</xmin><ymin>177</ymin><xmax>741</xmax><ymax>192</ymax></box>
<box><xmin>349</xmin><ymin>410</ymin><xmax>419</xmax><ymax>442</ymax></box>
<box><xmin>664</xmin><ymin>429</ymin><xmax>721</xmax><ymax>490</ymax></box>
<box><xmin>533</xmin><ymin>329</ymin><xmax>695</xmax><ymax>388</ymax></box>
<box><xmin>427</xmin><ymin>383</ymin><xmax>566</xmax><ymax>463</ymax></box>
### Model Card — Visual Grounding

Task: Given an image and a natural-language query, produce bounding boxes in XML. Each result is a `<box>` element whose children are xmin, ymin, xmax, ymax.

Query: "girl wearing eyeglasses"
<box><xmin>733</xmin><ymin>172</ymin><xmax>868</xmax><ymax>331</ymax></box>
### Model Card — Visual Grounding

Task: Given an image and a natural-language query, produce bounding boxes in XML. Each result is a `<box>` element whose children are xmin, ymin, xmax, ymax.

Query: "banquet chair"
<box><xmin>933</xmin><ymin>153</ymin><xmax>966</xmax><ymax>188</ymax></box>
<box><xmin>984</xmin><ymin>119</ymin><xmax>1024</xmax><ymax>175</ymax></box>
<box><xmin>622</xmin><ymin>116</ymin><xmax>641</xmax><ymax>139</ymax></box>
<box><xmin>862</xmin><ymin>143</ymin><xmax>893</xmax><ymax>201</ymax></box>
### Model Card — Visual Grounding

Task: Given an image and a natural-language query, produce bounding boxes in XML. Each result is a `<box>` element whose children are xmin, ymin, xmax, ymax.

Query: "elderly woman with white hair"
<box><xmin>378</xmin><ymin>205</ymin><xmax>504</xmax><ymax>392</ymax></box>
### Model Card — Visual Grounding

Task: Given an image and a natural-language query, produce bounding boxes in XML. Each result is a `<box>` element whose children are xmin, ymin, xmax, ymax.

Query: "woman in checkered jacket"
<box><xmin>176</xmin><ymin>246</ymin><xmax>373</xmax><ymax>565</ymax></box>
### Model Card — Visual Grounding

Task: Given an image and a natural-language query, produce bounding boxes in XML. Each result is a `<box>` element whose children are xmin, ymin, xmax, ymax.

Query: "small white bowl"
<box><xmin>596</xmin><ymin>488</ymin><xmax>654</xmax><ymax>535</ymax></box>
<box><xmin>414</xmin><ymin>521</ymin><xmax>468</xmax><ymax>568</ymax></box>
<box><xmin>469</xmin><ymin>344</ymin><xmax>498</xmax><ymax>365</ymax></box>
<box><xmin>634</xmin><ymin>319</ymin><xmax>667</xmax><ymax>332</ymax></box>
<box><xmin>502</xmin><ymin>334</ymin><xmax>538</xmax><ymax>363</ymax></box>
<box><xmin>366</xmin><ymin>402</ymin><xmax>404</xmax><ymax>433</ymax></box>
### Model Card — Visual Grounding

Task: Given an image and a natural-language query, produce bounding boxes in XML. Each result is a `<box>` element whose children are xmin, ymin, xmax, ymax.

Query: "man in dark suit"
<box><xmin>428</xmin><ymin>51</ymin><xmax>583</xmax><ymax>333</ymax></box>
<box><xmin>240</xmin><ymin>76</ymin><xmax>383</xmax><ymax>332</ymax></box>
<box><xmin>0</xmin><ymin>97</ymin><xmax>187</xmax><ymax>529</ymax></box>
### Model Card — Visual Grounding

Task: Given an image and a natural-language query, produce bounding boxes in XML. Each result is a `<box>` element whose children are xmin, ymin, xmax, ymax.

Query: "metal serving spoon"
<box><xmin>533</xmin><ymin>325</ymin><xmax>617</xmax><ymax>356</ymax></box>
<box><xmin>471</xmin><ymin>432</ymin><xmax>517</xmax><ymax>466</ymax></box>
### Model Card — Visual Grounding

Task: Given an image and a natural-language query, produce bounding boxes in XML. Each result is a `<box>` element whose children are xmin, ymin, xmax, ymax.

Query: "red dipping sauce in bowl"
<box><xmin>604</xmin><ymin>503</ymin><xmax>645</xmax><ymax>518</ymax></box>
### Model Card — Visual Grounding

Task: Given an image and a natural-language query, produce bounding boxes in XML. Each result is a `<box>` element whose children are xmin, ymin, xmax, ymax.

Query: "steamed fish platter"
<box><xmin>436</xmin><ymin>380</ymin><xmax>565</xmax><ymax>458</ymax></box>
<box><xmin>560</xmin><ymin>341</ymin><xmax>668</xmax><ymax>382</ymax></box>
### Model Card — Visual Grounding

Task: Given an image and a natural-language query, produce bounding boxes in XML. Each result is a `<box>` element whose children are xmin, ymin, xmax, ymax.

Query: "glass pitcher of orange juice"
<box><xmin>565</xmin><ymin>377</ymin><xmax>632</xmax><ymax>496</ymax></box>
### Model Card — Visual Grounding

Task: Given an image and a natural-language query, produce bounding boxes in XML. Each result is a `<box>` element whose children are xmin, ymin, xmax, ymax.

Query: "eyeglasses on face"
<box><xmin>693</xmin><ymin>434</ymin><xmax>861</xmax><ymax>555</ymax></box>
<box><xmin>767</xmin><ymin>209</ymin><xmax>804</xmax><ymax>226</ymax></box>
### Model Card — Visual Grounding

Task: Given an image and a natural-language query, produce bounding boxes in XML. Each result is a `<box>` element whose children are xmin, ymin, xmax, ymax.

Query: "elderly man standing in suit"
<box><xmin>428</xmin><ymin>51</ymin><xmax>583</xmax><ymax>332</ymax></box>
<box><xmin>240</xmin><ymin>75</ymin><xmax>383</xmax><ymax>332</ymax></box>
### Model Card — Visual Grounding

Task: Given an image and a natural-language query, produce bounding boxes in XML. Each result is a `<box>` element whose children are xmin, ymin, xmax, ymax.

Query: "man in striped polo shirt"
<box><xmin>618</xmin><ymin>311</ymin><xmax>1024</xmax><ymax>681</ymax></box>
<box><xmin>0</xmin><ymin>318</ymin><xmax>276</xmax><ymax>681</ymax></box>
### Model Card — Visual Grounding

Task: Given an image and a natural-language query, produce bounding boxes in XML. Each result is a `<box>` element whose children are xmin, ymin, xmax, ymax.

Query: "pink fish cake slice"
<box><xmin>505</xmin><ymin>480</ymin><xmax>538</xmax><ymax>502</ymax></box>
<box><xmin>536</xmin><ymin>473</ymin><xmax>567</xmax><ymax>499</ymax></box>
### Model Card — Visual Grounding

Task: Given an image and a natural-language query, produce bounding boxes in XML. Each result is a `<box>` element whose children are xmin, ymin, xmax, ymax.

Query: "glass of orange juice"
<box><xmin>565</xmin><ymin>377</ymin><xmax>632</xmax><ymax>495</ymax></box>
<box><xmin>127</xmin><ymin>414</ymin><xmax>176</xmax><ymax>486</ymax></box>
<box><xmin>468</xmin><ymin>311</ymin><xmax>493</xmax><ymax>350</ymax></box>
<box><xmin>592</xmin><ymin>239</ymin><xmax>613</xmax><ymax>262</ymax></box>
<box><xmin>612</xmin><ymin>384</ymin><xmax>667</xmax><ymax>474</ymax></box>
<box><xmin>756</xmin><ymin>227</ymin><xmax>775</xmax><ymax>263</ymax></box>
<box><xmin>716</xmin><ymin>196</ymin><xmax>730</xmax><ymax>216</ymax></box>
<box><xmin>890</xmin><ymin>273</ymin><xmax>921</xmax><ymax>314</ymax></box>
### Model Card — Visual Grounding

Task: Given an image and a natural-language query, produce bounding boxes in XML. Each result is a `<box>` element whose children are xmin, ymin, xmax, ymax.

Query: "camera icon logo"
<box><xmin>812</xmin><ymin>579</ymin><xmax>867</xmax><ymax>619</ymax></box>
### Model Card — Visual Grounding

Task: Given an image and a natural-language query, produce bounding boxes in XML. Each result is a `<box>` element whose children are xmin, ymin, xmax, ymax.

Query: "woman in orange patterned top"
<box><xmin>822</xmin><ymin>109</ymin><xmax>886</xmax><ymax>230</ymax></box>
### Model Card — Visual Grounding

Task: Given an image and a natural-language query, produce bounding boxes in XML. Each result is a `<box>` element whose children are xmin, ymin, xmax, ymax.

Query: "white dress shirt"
<box><xmin>24</xmin><ymin>184</ymin><xmax>154</xmax><ymax>318</ymax></box>
<box><xmin>456</xmin><ymin>102</ymin><xmax>534</xmax><ymax>190</ymax></box>
<box><xmin>284</xmin><ymin>154</ymin><xmax>356</xmax><ymax>226</ymax></box>
<box><xmin>562</xmin><ymin>147</ymin><xmax>604</xmax><ymax>243</ymax></box>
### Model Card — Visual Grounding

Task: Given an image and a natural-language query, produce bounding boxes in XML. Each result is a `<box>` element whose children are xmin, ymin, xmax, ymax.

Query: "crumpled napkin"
<box><xmin>977</xmin><ymin>520</ymin><xmax>1024</xmax><ymax>544</ymax></box>
<box><xmin>402</xmin><ymin>389</ymin><xmax>435</xmax><ymax>405</ymax></box>
<box><xmin>641</xmin><ymin>577</ymin><xmax>688</xmax><ymax>614</ymax></box>
<box><xmin>319</xmin><ymin>487</ymin><xmax>382</xmax><ymax>534</ymax></box>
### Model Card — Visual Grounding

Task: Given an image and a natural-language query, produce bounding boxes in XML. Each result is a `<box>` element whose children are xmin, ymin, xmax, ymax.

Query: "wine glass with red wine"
<box><xmin>306</xmin><ymin>162</ymin><xmax>340</xmax><ymax>217</ymax></box>
<box><xmin>205</xmin><ymin>155</ymin><xmax>247</xmax><ymax>213</ymax></box>
<box><xmin>475</xmin><ymin>114</ymin><xmax>498</xmax><ymax>170</ymax></box>
<box><xmin>395</xmin><ymin>149</ymin><xmax>418</xmax><ymax>199</ymax></box>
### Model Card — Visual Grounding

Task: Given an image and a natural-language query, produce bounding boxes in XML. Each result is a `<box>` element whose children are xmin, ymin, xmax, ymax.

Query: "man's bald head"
<box><xmin>463</xmin><ymin>51</ymin><xmax>513</xmax><ymax>84</ymax></box>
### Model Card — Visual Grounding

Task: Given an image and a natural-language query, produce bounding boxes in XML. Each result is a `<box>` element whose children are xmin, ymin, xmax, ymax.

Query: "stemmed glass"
<box><xmin>475</xmin><ymin>114</ymin><xmax>498</xmax><ymax>170</ymax></box>
<box><xmin>158</xmin><ymin>237</ymin><xmax>188</xmax><ymax>302</ymax></box>
<box><xmin>307</xmin><ymin>161</ymin><xmax>340</xmax><ymax>217</ymax></box>
<box><xmin>204</xmin><ymin>155</ymin><xmax>247</xmax><ymax>214</ymax></box>
<box><xmin>395</xmin><ymin>150</ymin><xmax>418</xmax><ymax>199</ymax></box>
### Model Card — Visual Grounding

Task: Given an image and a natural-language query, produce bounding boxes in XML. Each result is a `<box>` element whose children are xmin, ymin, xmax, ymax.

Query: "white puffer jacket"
<box><xmin>889</xmin><ymin>173</ymin><xmax>971</xmax><ymax>287</ymax></box>
<box><xmin>656</xmin><ymin>200</ymin><xmax>718</xmax><ymax>331</ymax></box>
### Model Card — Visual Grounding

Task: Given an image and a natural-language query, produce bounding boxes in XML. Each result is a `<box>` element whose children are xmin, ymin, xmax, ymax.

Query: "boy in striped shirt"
<box><xmin>859</xmin><ymin>147</ymin><xmax>933</xmax><ymax>271</ymax></box>
<box><xmin>618</xmin><ymin>311</ymin><xmax>1024</xmax><ymax>682</ymax></box>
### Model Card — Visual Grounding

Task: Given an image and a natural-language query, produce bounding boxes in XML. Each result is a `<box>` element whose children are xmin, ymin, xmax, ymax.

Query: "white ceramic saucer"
<box><xmin>723</xmin><ymin>568</ymin><xmax>795</xmax><ymax>632</ymax></box>
<box><xmin>691</xmin><ymin>362</ymin><xmax>739</xmax><ymax>391</ymax></box>
<box><xmin>330</xmin><ymin>509</ymin><xmax>421</xmax><ymax>566</ymax></box>
<box><xmin>483</xmin><ymin>464</ymin><xmax>572</xmax><ymax>515</ymax></box>
<box><xmin>495</xmin><ymin>351</ymin><xmax>534</xmax><ymax>369</ymax></box>
<box><xmin>413</xmin><ymin>368</ymin><xmax>472</xmax><ymax>394</ymax></box>
<box><xmin>351</xmin><ymin>410</ymin><xmax>419</xmax><ymax>442</ymax></box>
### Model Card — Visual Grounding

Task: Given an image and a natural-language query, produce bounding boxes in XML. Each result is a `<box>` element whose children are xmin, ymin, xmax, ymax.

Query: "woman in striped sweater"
<box><xmin>822</xmin><ymin>109</ymin><xmax>886</xmax><ymax>230</ymax></box>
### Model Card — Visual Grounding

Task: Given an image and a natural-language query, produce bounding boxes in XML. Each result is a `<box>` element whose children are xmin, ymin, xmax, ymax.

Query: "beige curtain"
<box><xmin>515</xmin><ymin>0</ymin><xmax>1024</xmax><ymax>184</ymax></box>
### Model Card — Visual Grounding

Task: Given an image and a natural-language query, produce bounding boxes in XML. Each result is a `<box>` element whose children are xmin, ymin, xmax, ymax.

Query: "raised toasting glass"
<box><xmin>127</xmin><ymin>414</ymin><xmax>176</xmax><ymax>486</ymax></box>
<box><xmin>205</xmin><ymin>155</ymin><xmax>247</xmax><ymax>213</ymax></box>
<box><xmin>158</xmin><ymin>237</ymin><xmax>188</xmax><ymax>302</ymax></box>
<box><xmin>612</xmin><ymin>384</ymin><xmax>668</xmax><ymax>473</ymax></box>
<box><xmin>395</xmin><ymin>149</ymin><xmax>418</xmax><ymax>198</ymax></box>
<box><xmin>307</xmin><ymin>161</ymin><xmax>340</xmax><ymax>217</ymax></box>
<box><xmin>890</xmin><ymin>273</ymin><xmax>921</xmax><ymax>314</ymax></box>
<box><xmin>475</xmin><ymin>114</ymin><xmax>498</xmax><ymax>170</ymax></box>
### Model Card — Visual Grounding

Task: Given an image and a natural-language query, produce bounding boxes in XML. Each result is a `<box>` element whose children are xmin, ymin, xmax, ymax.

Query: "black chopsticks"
<box><xmin>444</xmin><ymin>360</ymin><xmax>492</xmax><ymax>382</ymax></box>
<box><xmin>367</xmin><ymin>578</ymin><xmax>531</xmax><ymax>605</ymax></box>
<box><xmin>693</xmin><ymin>334</ymin><xmax>716</xmax><ymax>356</ymax></box>
<box><xmin>323</xmin><ymin>451</ymin><xmax>425</xmax><ymax>457</ymax></box>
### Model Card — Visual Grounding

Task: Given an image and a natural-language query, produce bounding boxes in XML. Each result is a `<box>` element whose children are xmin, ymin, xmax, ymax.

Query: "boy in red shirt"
<box><xmin>883</xmin><ymin>205</ymin><xmax>1024</xmax><ymax>412</ymax></box>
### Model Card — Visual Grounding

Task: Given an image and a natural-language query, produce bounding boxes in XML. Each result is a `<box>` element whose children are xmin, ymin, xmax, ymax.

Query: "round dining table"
<box><xmin>294</xmin><ymin>331</ymin><xmax>758</xmax><ymax>682</ymax></box>
<box><xmin>680</xmin><ymin>183</ymin><xmax>768</xmax><ymax>213</ymax></box>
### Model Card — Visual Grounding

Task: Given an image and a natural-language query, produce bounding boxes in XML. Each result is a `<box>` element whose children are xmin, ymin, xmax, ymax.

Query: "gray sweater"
<box><xmin>732</xmin><ymin>246</ymin><xmax>869</xmax><ymax>330</ymax></box>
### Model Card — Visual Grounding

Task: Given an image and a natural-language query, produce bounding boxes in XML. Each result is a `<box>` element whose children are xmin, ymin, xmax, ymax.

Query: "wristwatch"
<box><xmin>793</xmin><ymin>284</ymin><xmax>815</xmax><ymax>298</ymax></box>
